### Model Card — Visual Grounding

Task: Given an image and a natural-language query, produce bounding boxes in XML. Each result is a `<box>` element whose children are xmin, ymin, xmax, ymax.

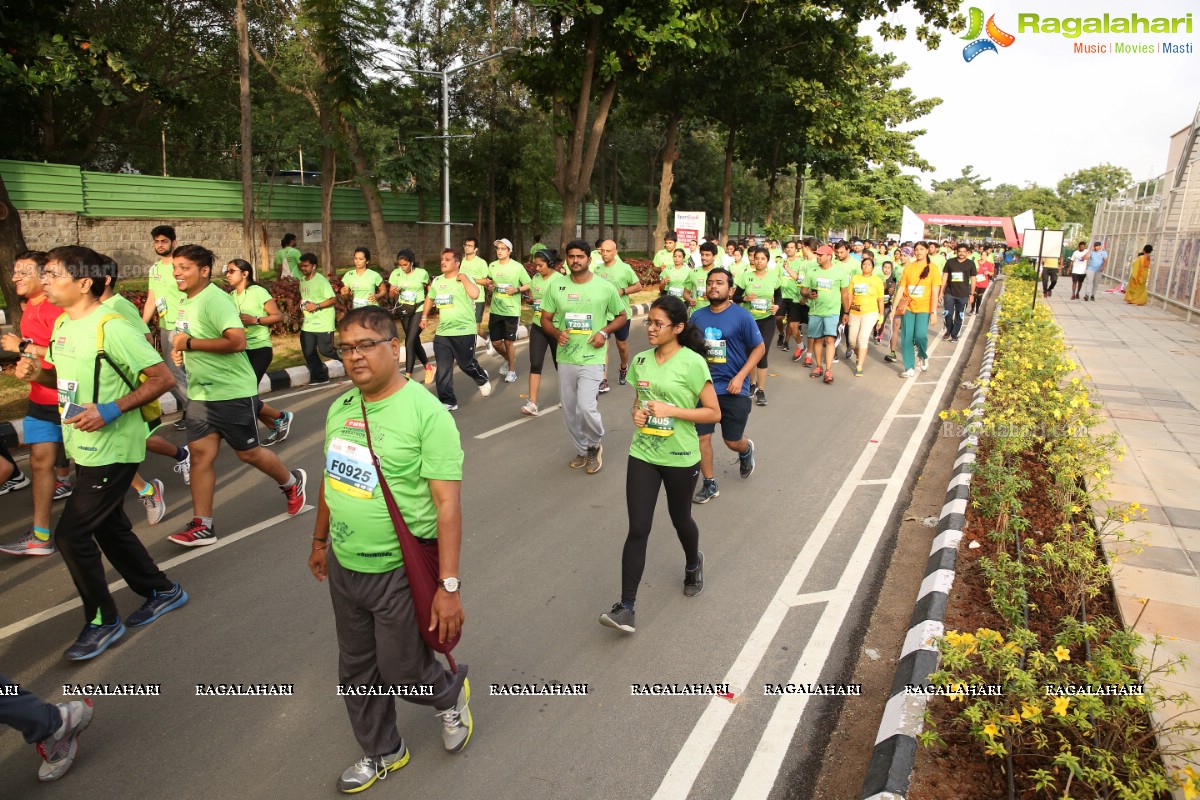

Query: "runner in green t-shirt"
<box><xmin>690</xmin><ymin>243</ymin><xmax>721</xmax><ymax>315</ymax></box>
<box><xmin>652</xmin><ymin>231</ymin><xmax>678</xmax><ymax>271</ymax></box>
<box><xmin>776</xmin><ymin>240</ymin><xmax>803</xmax><ymax>352</ymax></box>
<box><xmin>225</xmin><ymin>259</ymin><xmax>292</xmax><ymax>444</ymax></box>
<box><xmin>734</xmin><ymin>247</ymin><xmax>781</xmax><ymax>406</ymax></box>
<box><xmin>273</xmin><ymin>233</ymin><xmax>301</xmax><ymax>279</ymax></box>
<box><xmin>339</xmin><ymin>248</ymin><xmax>386</xmax><ymax>308</ymax></box>
<box><xmin>141</xmin><ymin>225</ymin><xmax>189</xmax><ymax>420</ymax></box>
<box><xmin>540</xmin><ymin>240</ymin><xmax>627</xmax><ymax>474</ymax></box>
<box><xmin>298</xmin><ymin>253</ymin><xmax>338</xmax><ymax>384</ymax></box>
<box><xmin>165</xmin><ymin>244</ymin><xmax>307</xmax><ymax>549</ymax></box>
<box><xmin>423</xmin><ymin>248</ymin><xmax>491</xmax><ymax>410</ymax></box>
<box><xmin>802</xmin><ymin>245</ymin><xmax>852</xmax><ymax>384</ymax></box>
<box><xmin>387</xmin><ymin>248</ymin><xmax>434</xmax><ymax>383</ymax></box>
<box><xmin>485</xmin><ymin>240</ymin><xmax>531</xmax><ymax>383</ymax></box>
<box><xmin>309</xmin><ymin>306</ymin><xmax>472</xmax><ymax>790</ymax></box>
<box><xmin>17</xmin><ymin>244</ymin><xmax>185</xmax><ymax>660</ymax></box>
<box><xmin>659</xmin><ymin>248</ymin><xmax>693</xmax><ymax>304</ymax></box>
<box><xmin>460</xmin><ymin>238</ymin><xmax>491</xmax><ymax>345</ymax></box>
<box><xmin>598</xmin><ymin>295</ymin><xmax>719</xmax><ymax>635</ymax></box>
<box><xmin>592</xmin><ymin>240</ymin><xmax>643</xmax><ymax>390</ymax></box>
<box><xmin>789</xmin><ymin>238</ymin><xmax>819</xmax><ymax>365</ymax></box>
<box><xmin>520</xmin><ymin>250</ymin><xmax>565</xmax><ymax>417</ymax></box>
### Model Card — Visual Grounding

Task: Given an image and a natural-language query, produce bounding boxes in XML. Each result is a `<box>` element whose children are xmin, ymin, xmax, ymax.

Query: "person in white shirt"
<box><xmin>1068</xmin><ymin>241</ymin><xmax>1089</xmax><ymax>300</ymax></box>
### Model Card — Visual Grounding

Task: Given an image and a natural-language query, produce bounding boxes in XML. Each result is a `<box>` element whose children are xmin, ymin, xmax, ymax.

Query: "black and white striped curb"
<box><xmin>859</xmin><ymin>284</ymin><xmax>1002</xmax><ymax>800</ymax></box>
<box><xmin>0</xmin><ymin>302</ymin><xmax>655</xmax><ymax>450</ymax></box>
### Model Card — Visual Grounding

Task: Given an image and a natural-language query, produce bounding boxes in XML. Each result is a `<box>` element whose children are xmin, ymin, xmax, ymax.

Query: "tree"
<box><xmin>1057</xmin><ymin>163</ymin><xmax>1132</xmax><ymax>228</ymax></box>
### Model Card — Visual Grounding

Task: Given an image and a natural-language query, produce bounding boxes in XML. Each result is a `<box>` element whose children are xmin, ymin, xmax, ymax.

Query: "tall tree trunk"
<box><xmin>598</xmin><ymin>131</ymin><xmax>607</xmax><ymax>241</ymax></box>
<box><xmin>721</xmin><ymin>125</ymin><xmax>736</xmax><ymax>245</ymax></box>
<box><xmin>653</xmin><ymin>111</ymin><xmax>683</xmax><ymax>251</ymax></box>
<box><xmin>764</xmin><ymin>141</ymin><xmax>781</xmax><ymax>225</ymax></box>
<box><xmin>487</xmin><ymin>165</ymin><xmax>497</xmax><ymax>252</ymax></box>
<box><xmin>612</xmin><ymin>147</ymin><xmax>619</xmax><ymax>247</ymax></box>
<box><xmin>792</xmin><ymin>168</ymin><xmax>803</xmax><ymax>233</ymax></box>
<box><xmin>514</xmin><ymin>198</ymin><xmax>524</xmax><ymax>257</ymax></box>
<box><xmin>646</xmin><ymin>149</ymin><xmax>654</xmax><ymax>252</ymax></box>
<box><xmin>0</xmin><ymin>178</ymin><xmax>28</xmax><ymax>327</ymax></box>
<box><xmin>339</xmin><ymin>114</ymin><xmax>390</xmax><ymax>265</ymax></box>
<box><xmin>236</xmin><ymin>0</ymin><xmax>255</xmax><ymax>260</ymax></box>
<box><xmin>319</xmin><ymin>106</ymin><xmax>335</xmax><ymax>275</ymax></box>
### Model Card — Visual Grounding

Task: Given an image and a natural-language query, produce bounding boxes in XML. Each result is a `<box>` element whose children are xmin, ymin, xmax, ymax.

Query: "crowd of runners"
<box><xmin>0</xmin><ymin>226</ymin><xmax>1003</xmax><ymax>790</ymax></box>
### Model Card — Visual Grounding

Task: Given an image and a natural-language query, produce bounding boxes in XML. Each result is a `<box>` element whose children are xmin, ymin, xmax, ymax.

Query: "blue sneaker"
<box><xmin>64</xmin><ymin>620</ymin><xmax>125</xmax><ymax>661</ymax></box>
<box><xmin>262</xmin><ymin>411</ymin><xmax>294</xmax><ymax>447</ymax></box>
<box><xmin>126</xmin><ymin>582</ymin><xmax>189</xmax><ymax>627</ymax></box>
<box><xmin>739</xmin><ymin>439</ymin><xmax>756</xmax><ymax>479</ymax></box>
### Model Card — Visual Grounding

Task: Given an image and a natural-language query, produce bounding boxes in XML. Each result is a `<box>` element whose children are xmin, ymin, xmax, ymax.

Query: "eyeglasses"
<box><xmin>335</xmin><ymin>337</ymin><xmax>396</xmax><ymax>358</ymax></box>
<box><xmin>643</xmin><ymin>319</ymin><xmax>676</xmax><ymax>330</ymax></box>
<box><xmin>41</xmin><ymin>268</ymin><xmax>75</xmax><ymax>281</ymax></box>
<box><xmin>13</xmin><ymin>269</ymin><xmax>39</xmax><ymax>278</ymax></box>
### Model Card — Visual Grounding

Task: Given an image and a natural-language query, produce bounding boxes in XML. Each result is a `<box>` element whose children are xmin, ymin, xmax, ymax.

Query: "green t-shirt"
<box><xmin>593</xmin><ymin>258</ymin><xmax>639</xmax><ymax>315</ymax></box>
<box><xmin>102</xmin><ymin>294</ymin><xmax>150</xmax><ymax>335</ymax></box>
<box><xmin>540</xmin><ymin>274</ymin><xmax>623</xmax><ymax>366</ymax></box>
<box><xmin>529</xmin><ymin>243</ymin><xmax>547</xmax><ymax>256</ymax></box>
<box><xmin>931</xmin><ymin>253</ymin><xmax>947</xmax><ymax>269</ymax></box>
<box><xmin>735</xmin><ymin>270</ymin><xmax>781</xmax><ymax>320</ymax></box>
<box><xmin>147</xmin><ymin>258</ymin><xmax>185</xmax><ymax>324</ymax></box>
<box><xmin>300</xmin><ymin>272</ymin><xmax>336</xmax><ymax>333</ymax></box>
<box><xmin>274</xmin><ymin>246</ymin><xmax>302</xmax><ymax>277</ymax></box>
<box><xmin>628</xmin><ymin>347</ymin><xmax>712</xmax><ymax>468</ymax></box>
<box><xmin>45</xmin><ymin>305</ymin><xmax>163</xmax><ymax>467</ymax></box>
<box><xmin>323</xmin><ymin>382</ymin><xmax>464</xmax><ymax>574</ymax></box>
<box><xmin>388</xmin><ymin>268</ymin><xmax>430</xmax><ymax>306</ymax></box>
<box><xmin>803</xmin><ymin>265</ymin><xmax>850</xmax><ymax>317</ymax></box>
<box><xmin>231</xmin><ymin>284</ymin><xmax>273</xmax><ymax>350</ymax></box>
<box><xmin>175</xmin><ymin>283</ymin><xmax>259</xmax><ymax>401</ymax></box>
<box><xmin>460</xmin><ymin>256</ymin><xmax>490</xmax><ymax>305</ymax></box>
<box><xmin>488</xmin><ymin>260</ymin><xmax>531</xmax><ymax>317</ymax></box>
<box><xmin>342</xmin><ymin>268</ymin><xmax>383</xmax><ymax>308</ymax></box>
<box><xmin>527</xmin><ymin>272</ymin><xmax>564</xmax><ymax>318</ymax></box>
<box><xmin>689</xmin><ymin>266</ymin><xmax>713</xmax><ymax>311</ymax></box>
<box><xmin>792</xmin><ymin>258</ymin><xmax>817</xmax><ymax>304</ymax></box>
<box><xmin>653</xmin><ymin>249</ymin><xmax>676</xmax><ymax>270</ymax></box>
<box><xmin>660</xmin><ymin>265</ymin><xmax>692</xmax><ymax>299</ymax></box>
<box><xmin>780</xmin><ymin>257</ymin><xmax>804</xmax><ymax>301</ymax></box>
<box><xmin>429</xmin><ymin>273</ymin><xmax>479</xmax><ymax>337</ymax></box>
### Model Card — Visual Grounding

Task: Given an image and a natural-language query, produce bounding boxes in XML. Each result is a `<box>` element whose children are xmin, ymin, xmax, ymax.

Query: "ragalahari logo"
<box><xmin>961</xmin><ymin>7</ymin><xmax>1016</xmax><ymax>62</ymax></box>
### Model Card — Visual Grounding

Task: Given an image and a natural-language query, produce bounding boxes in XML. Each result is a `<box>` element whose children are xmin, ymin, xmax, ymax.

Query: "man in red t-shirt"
<box><xmin>0</xmin><ymin>251</ymin><xmax>70</xmax><ymax>557</ymax></box>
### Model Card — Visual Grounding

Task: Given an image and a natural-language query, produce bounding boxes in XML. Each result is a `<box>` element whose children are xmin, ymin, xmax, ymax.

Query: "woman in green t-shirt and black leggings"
<box><xmin>225</xmin><ymin>259</ymin><xmax>293</xmax><ymax>445</ymax></box>
<box><xmin>599</xmin><ymin>296</ymin><xmax>721</xmax><ymax>634</ymax></box>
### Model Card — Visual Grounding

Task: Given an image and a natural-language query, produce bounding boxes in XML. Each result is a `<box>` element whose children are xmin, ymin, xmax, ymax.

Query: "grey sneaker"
<box><xmin>173</xmin><ymin>446</ymin><xmax>191</xmax><ymax>485</ymax></box>
<box><xmin>520</xmin><ymin>401</ymin><xmax>539</xmax><ymax>416</ymax></box>
<box><xmin>585</xmin><ymin>444</ymin><xmax>603</xmax><ymax>474</ymax></box>
<box><xmin>504</xmin><ymin>370</ymin><xmax>518</xmax><ymax>383</ymax></box>
<box><xmin>598</xmin><ymin>378</ymin><xmax>610</xmax><ymax>393</ymax></box>
<box><xmin>336</xmin><ymin>745</ymin><xmax>410</xmax><ymax>793</ymax></box>
<box><xmin>140</xmin><ymin>479</ymin><xmax>166</xmax><ymax>525</ymax></box>
<box><xmin>262</xmin><ymin>410</ymin><xmax>294</xmax><ymax>446</ymax></box>
<box><xmin>0</xmin><ymin>529</ymin><xmax>56</xmax><ymax>557</ymax></box>
<box><xmin>684</xmin><ymin>552</ymin><xmax>705</xmax><ymax>597</ymax></box>
<box><xmin>53</xmin><ymin>479</ymin><xmax>74</xmax><ymax>501</ymax></box>
<box><xmin>693</xmin><ymin>479</ymin><xmax>719</xmax><ymax>504</ymax></box>
<box><xmin>0</xmin><ymin>469</ymin><xmax>31</xmax><ymax>495</ymax></box>
<box><xmin>755</xmin><ymin>388</ymin><xmax>767</xmax><ymax>407</ymax></box>
<box><xmin>599</xmin><ymin>602</ymin><xmax>635</xmax><ymax>633</ymax></box>
<box><xmin>437</xmin><ymin>678</ymin><xmax>473</xmax><ymax>753</ymax></box>
<box><xmin>739</xmin><ymin>440</ymin><xmax>755</xmax><ymax>479</ymax></box>
<box><xmin>37</xmin><ymin>699</ymin><xmax>95</xmax><ymax>782</ymax></box>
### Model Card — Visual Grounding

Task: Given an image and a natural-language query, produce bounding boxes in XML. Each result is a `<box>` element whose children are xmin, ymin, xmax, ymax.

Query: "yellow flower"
<box><xmin>1021</xmin><ymin>701</ymin><xmax>1042</xmax><ymax>721</ymax></box>
<box><xmin>982</xmin><ymin>722</ymin><xmax>999</xmax><ymax>739</ymax></box>
<box><xmin>1054</xmin><ymin>645</ymin><xmax>1071</xmax><ymax>662</ymax></box>
<box><xmin>1000</xmin><ymin>709</ymin><xmax>1021</xmax><ymax>724</ymax></box>
<box><xmin>1053</xmin><ymin>697</ymin><xmax>1070</xmax><ymax>716</ymax></box>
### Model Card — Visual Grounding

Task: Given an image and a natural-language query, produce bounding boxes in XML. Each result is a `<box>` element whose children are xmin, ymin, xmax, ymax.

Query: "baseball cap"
<box><xmin>494</xmin><ymin>238</ymin><xmax>513</xmax><ymax>251</ymax></box>
<box><xmin>815</xmin><ymin>245</ymin><xmax>834</xmax><ymax>256</ymax></box>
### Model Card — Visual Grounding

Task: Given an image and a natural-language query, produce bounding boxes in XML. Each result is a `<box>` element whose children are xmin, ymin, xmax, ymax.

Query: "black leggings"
<box><xmin>398</xmin><ymin>311</ymin><xmax>429</xmax><ymax>374</ymax></box>
<box><xmin>246</xmin><ymin>347</ymin><xmax>273</xmax><ymax>418</ymax></box>
<box><xmin>971</xmin><ymin>291</ymin><xmax>984</xmax><ymax>314</ymax></box>
<box><xmin>528</xmin><ymin>326</ymin><xmax>559</xmax><ymax>375</ymax></box>
<box><xmin>622</xmin><ymin>456</ymin><xmax>701</xmax><ymax>605</ymax></box>
<box><xmin>754</xmin><ymin>317</ymin><xmax>775</xmax><ymax>368</ymax></box>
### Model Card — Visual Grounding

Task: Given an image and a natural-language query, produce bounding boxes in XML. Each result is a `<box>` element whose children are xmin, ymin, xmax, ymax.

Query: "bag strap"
<box><xmin>358</xmin><ymin>394</ymin><xmax>418</xmax><ymax>545</ymax></box>
<box><xmin>92</xmin><ymin>313</ymin><xmax>139</xmax><ymax>404</ymax></box>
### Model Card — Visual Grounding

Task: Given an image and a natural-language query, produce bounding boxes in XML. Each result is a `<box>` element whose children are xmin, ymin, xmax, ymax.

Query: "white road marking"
<box><xmin>268</xmin><ymin>382</ymin><xmax>350</xmax><ymax>402</ymax></box>
<box><xmin>0</xmin><ymin>506</ymin><xmax>313</xmax><ymax>643</ymax></box>
<box><xmin>782</xmin><ymin>589</ymin><xmax>841</xmax><ymax>608</ymax></box>
<box><xmin>857</xmin><ymin>478</ymin><xmax>892</xmax><ymax>486</ymax></box>
<box><xmin>475</xmin><ymin>404</ymin><xmax>561</xmax><ymax>439</ymax></box>
<box><xmin>652</xmin><ymin>316</ymin><xmax>974</xmax><ymax>800</ymax></box>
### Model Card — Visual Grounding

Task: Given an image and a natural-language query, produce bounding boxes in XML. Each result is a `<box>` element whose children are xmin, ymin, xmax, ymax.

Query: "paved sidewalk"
<box><xmin>1048</xmin><ymin>286</ymin><xmax>1200</xmax><ymax>793</ymax></box>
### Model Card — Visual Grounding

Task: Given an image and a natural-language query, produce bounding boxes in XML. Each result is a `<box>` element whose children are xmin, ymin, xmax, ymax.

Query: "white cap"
<box><xmin>494</xmin><ymin>238</ymin><xmax>513</xmax><ymax>251</ymax></box>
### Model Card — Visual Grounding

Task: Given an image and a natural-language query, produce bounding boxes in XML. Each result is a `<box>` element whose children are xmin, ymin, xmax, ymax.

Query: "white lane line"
<box><xmin>0</xmin><ymin>506</ymin><xmax>312</xmax><ymax>643</ymax></box>
<box><xmin>729</xmin><ymin>319</ymin><xmax>972</xmax><ymax>799</ymax></box>
<box><xmin>857</xmin><ymin>478</ymin><xmax>892</xmax><ymax>486</ymax></box>
<box><xmin>651</xmin><ymin>317</ymin><xmax>971</xmax><ymax>800</ymax></box>
<box><xmin>269</xmin><ymin>381</ymin><xmax>351</xmax><ymax>402</ymax></box>
<box><xmin>914</xmin><ymin>381</ymin><xmax>938</xmax><ymax>385</ymax></box>
<box><xmin>474</xmin><ymin>404</ymin><xmax>561</xmax><ymax>439</ymax></box>
<box><xmin>894</xmin><ymin>414</ymin><xmax>922</xmax><ymax>418</ymax></box>
<box><xmin>782</xmin><ymin>589</ymin><xmax>841</xmax><ymax>608</ymax></box>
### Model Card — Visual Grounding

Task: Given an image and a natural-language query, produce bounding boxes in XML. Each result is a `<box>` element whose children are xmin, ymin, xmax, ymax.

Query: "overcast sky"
<box><xmin>869</xmin><ymin>0</ymin><xmax>1198</xmax><ymax>189</ymax></box>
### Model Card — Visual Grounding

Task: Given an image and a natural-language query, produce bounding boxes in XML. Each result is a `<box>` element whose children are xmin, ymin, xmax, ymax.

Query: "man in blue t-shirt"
<box><xmin>1082</xmin><ymin>241</ymin><xmax>1108</xmax><ymax>301</ymax></box>
<box><xmin>688</xmin><ymin>267</ymin><xmax>765</xmax><ymax>505</ymax></box>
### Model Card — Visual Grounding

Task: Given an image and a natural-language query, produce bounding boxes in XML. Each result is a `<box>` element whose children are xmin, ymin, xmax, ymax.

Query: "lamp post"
<box><xmin>403</xmin><ymin>48</ymin><xmax>520</xmax><ymax>249</ymax></box>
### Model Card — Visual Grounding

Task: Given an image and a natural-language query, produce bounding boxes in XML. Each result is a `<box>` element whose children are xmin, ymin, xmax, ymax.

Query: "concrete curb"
<box><xmin>859</xmin><ymin>283</ymin><xmax>1002</xmax><ymax>800</ymax></box>
<box><xmin>0</xmin><ymin>301</ymin><xmax>655</xmax><ymax>450</ymax></box>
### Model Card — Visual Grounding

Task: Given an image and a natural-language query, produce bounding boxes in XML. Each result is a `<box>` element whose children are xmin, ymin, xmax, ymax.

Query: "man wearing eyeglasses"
<box><xmin>14</xmin><ymin>246</ymin><xmax>187</xmax><ymax>660</ymax></box>
<box><xmin>423</xmin><ymin>248</ymin><xmax>491</xmax><ymax>411</ymax></box>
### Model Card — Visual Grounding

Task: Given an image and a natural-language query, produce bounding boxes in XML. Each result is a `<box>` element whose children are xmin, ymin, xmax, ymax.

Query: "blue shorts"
<box><xmin>613</xmin><ymin>318</ymin><xmax>632</xmax><ymax>342</ymax></box>
<box><xmin>807</xmin><ymin>314</ymin><xmax>840</xmax><ymax>339</ymax></box>
<box><xmin>23</xmin><ymin>415</ymin><xmax>63</xmax><ymax>444</ymax></box>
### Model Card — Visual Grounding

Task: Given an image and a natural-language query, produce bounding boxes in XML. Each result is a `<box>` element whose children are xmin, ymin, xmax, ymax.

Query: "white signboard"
<box><xmin>1012</xmin><ymin>210</ymin><xmax>1035</xmax><ymax>244</ymax></box>
<box><xmin>900</xmin><ymin>206</ymin><xmax>925</xmax><ymax>243</ymax></box>
<box><xmin>303</xmin><ymin>222</ymin><xmax>323</xmax><ymax>243</ymax></box>
<box><xmin>673</xmin><ymin>211</ymin><xmax>706</xmax><ymax>245</ymax></box>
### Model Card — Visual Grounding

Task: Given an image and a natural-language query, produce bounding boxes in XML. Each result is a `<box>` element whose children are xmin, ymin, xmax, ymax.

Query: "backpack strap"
<box><xmin>92</xmin><ymin>313</ymin><xmax>138</xmax><ymax>404</ymax></box>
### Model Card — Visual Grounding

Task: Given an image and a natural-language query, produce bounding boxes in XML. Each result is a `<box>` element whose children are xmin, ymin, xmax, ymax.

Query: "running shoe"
<box><xmin>64</xmin><ymin>620</ymin><xmax>125</xmax><ymax>661</ymax></box>
<box><xmin>504</xmin><ymin>370</ymin><xmax>517</xmax><ymax>384</ymax></box>
<box><xmin>53</xmin><ymin>479</ymin><xmax>74</xmax><ymax>501</ymax></box>
<box><xmin>776</xmin><ymin>333</ymin><xmax>785</xmax><ymax>348</ymax></box>
<box><xmin>424</xmin><ymin>364</ymin><xmax>435</xmax><ymax>385</ymax></box>
<box><xmin>262</xmin><ymin>410</ymin><xmax>294</xmax><ymax>447</ymax></box>
<box><xmin>126</xmin><ymin>582</ymin><xmax>188</xmax><ymax>627</ymax></box>
<box><xmin>693</xmin><ymin>479</ymin><xmax>719</xmax><ymax>504</ymax></box>
<box><xmin>585</xmin><ymin>444</ymin><xmax>603</xmax><ymax>474</ymax></box>
<box><xmin>140</xmin><ymin>479</ymin><xmax>166</xmax><ymax>525</ymax></box>
<box><xmin>569</xmin><ymin>452</ymin><xmax>589</xmax><ymax>469</ymax></box>
<box><xmin>618</xmin><ymin>366</ymin><xmax>628</xmax><ymax>386</ymax></box>
<box><xmin>739</xmin><ymin>440</ymin><xmax>755</xmax><ymax>479</ymax></box>
<box><xmin>520</xmin><ymin>401</ymin><xmax>539</xmax><ymax>417</ymax></box>
<box><xmin>845</xmin><ymin>346</ymin><xmax>853</xmax><ymax>360</ymax></box>
<box><xmin>478</xmin><ymin>378</ymin><xmax>492</xmax><ymax>397</ymax></box>
<box><xmin>810</xmin><ymin>366</ymin><xmax>824</xmax><ymax>378</ymax></box>
<box><xmin>803</xmin><ymin>353</ymin><xmax>813</xmax><ymax>368</ymax></box>
<box><xmin>598</xmin><ymin>378</ymin><xmax>610</xmax><ymax>394</ymax></box>
<box><xmin>174</xmin><ymin>446</ymin><xmax>191</xmax><ymax>485</ymax></box>
<box><xmin>284</xmin><ymin>469</ymin><xmax>307</xmax><ymax>515</ymax></box>
<box><xmin>792</xmin><ymin>347</ymin><xmax>805</xmax><ymax>363</ymax></box>
<box><xmin>36</xmin><ymin>699</ymin><xmax>94</xmax><ymax>782</ymax></box>
<box><xmin>824</xmin><ymin>372</ymin><xmax>834</xmax><ymax>384</ymax></box>
<box><xmin>437</xmin><ymin>679</ymin><xmax>473</xmax><ymax>753</ymax></box>
<box><xmin>0</xmin><ymin>529</ymin><xmax>55</xmax><ymax>557</ymax></box>
<box><xmin>485</xmin><ymin>340</ymin><xmax>497</xmax><ymax>357</ymax></box>
<box><xmin>443</xmin><ymin>404</ymin><xmax>459</xmax><ymax>411</ymax></box>
<box><xmin>684</xmin><ymin>552</ymin><xmax>705</xmax><ymax>597</ymax></box>
<box><xmin>309</xmin><ymin>376</ymin><xmax>331</xmax><ymax>386</ymax></box>
<box><xmin>599</xmin><ymin>603</ymin><xmax>635</xmax><ymax>633</ymax></box>
<box><xmin>884</xmin><ymin>351</ymin><xmax>898</xmax><ymax>363</ymax></box>
<box><xmin>951</xmin><ymin>337</ymin><xmax>960</xmax><ymax>343</ymax></box>
<box><xmin>855</xmin><ymin>365</ymin><xmax>864</xmax><ymax>378</ymax></box>
<box><xmin>755</xmin><ymin>388</ymin><xmax>767</xmax><ymax>406</ymax></box>
<box><xmin>778</xmin><ymin>339</ymin><xmax>789</xmax><ymax>352</ymax></box>
<box><xmin>0</xmin><ymin>469</ymin><xmax>30</xmax><ymax>495</ymax></box>
<box><xmin>749</xmin><ymin>382</ymin><xmax>757</xmax><ymax>396</ymax></box>
<box><xmin>919</xmin><ymin>357</ymin><xmax>929</xmax><ymax>372</ymax></box>
<box><xmin>336</xmin><ymin>745</ymin><xmax>410</xmax><ymax>794</ymax></box>
<box><xmin>173</xmin><ymin>418</ymin><xmax>188</xmax><ymax>431</ymax></box>
<box><xmin>942</xmin><ymin>332</ymin><xmax>951</xmax><ymax>341</ymax></box>
<box><xmin>169</xmin><ymin>518</ymin><xmax>216</xmax><ymax>547</ymax></box>
<box><xmin>833</xmin><ymin>355</ymin><xmax>840</xmax><ymax>364</ymax></box>
<box><xmin>899</xmin><ymin>369</ymin><xmax>916</xmax><ymax>378</ymax></box>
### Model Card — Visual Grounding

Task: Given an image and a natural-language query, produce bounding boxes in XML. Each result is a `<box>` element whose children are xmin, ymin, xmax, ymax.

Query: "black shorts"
<box><xmin>696</xmin><ymin>392</ymin><xmax>752</xmax><ymax>442</ymax></box>
<box><xmin>488</xmin><ymin>314</ymin><xmax>519</xmax><ymax>342</ymax></box>
<box><xmin>474</xmin><ymin>303</ymin><xmax>485</xmax><ymax>324</ymax></box>
<box><xmin>186</xmin><ymin>397</ymin><xmax>261</xmax><ymax>451</ymax></box>
<box><xmin>613</xmin><ymin>318</ymin><xmax>632</xmax><ymax>342</ymax></box>
<box><xmin>775</xmin><ymin>299</ymin><xmax>791</xmax><ymax>318</ymax></box>
<box><xmin>26</xmin><ymin>400</ymin><xmax>61</xmax><ymax>424</ymax></box>
<box><xmin>788</xmin><ymin>301</ymin><xmax>808</xmax><ymax>325</ymax></box>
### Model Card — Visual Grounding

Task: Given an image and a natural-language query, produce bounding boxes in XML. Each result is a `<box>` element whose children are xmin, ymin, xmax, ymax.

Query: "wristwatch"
<box><xmin>598</xmin><ymin>330</ymin><xmax>610</xmax><ymax>340</ymax></box>
<box><xmin>438</xmin><ymin>577</ymin><xmax>461</xmax><ymax>593</ymax></box>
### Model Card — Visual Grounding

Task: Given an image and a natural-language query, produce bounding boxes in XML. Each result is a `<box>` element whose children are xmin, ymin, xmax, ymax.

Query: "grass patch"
<box><xmin>0</xmin><ymin>370</ymin><xmax>28</xmax><ymax>422</ymax></box>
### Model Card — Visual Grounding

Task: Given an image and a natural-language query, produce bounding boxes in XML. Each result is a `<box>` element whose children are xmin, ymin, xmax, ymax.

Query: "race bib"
<box><xmin>705</xmin><ymin>338</ymin><xmax>727</xmax><ymax>364</ymax></box>
<box><xmin>951</xmin><ymin>272</ymin><xmax>965</xmax><ymax>282</ymax></box>
<box><xmin>352</xmin><ymin>297</ymin><xmax>368</xmax><ymax>308</ymax></box>
<box><xmin>175</xmin><ymin>320</ymin><xmax>191</xmax><ymax>333</ymax></box>
<box><xmin>565</xmin><ymin>312</ymin><xmax>593</xmax><ymax>334</ymax></box>
<box><xmin>435</xmin><ymin>293</ymin><xmax>454</xmax><ymax>308</ymax></box>
<box><xmin>325</xmin><ymin>437</ymin><xmax>379</xmax><ymax>499</ymax></box>
<box><xmin>976</xmin><ymin>274</ymin><xmax>988</xmax><ymax>284</ymax></box>
<box><xmin>750</xmin><ymin>298</ymin><xmax>770</xmax><ymax>312</ymax></box>
<box><xmin>636</xmin><ymin>391</ymin><xmax>674</xmax><ymax>437</ymax></box>
<box><xmin>399</xmin><ymin>290</ymin><xmax>418</xmax><ymax>303</ymax></box>
<box><xmin>531</xmin><ymin>299</ymin><xmax>542</xmax><ymax>313</ymax></box>
<box><xmin>668</xmin><ymin>286</ymin><xmax>684</xmax><ymax>298</ymax></box>
<box><xmin>56</xmin><ymin>379</ymin><xmax>78</xmax><ymax>413</ymax></box>
<box><xmin>155</xmin><ymin>297</ymin><xmax>168</xmax><ymax>316</ymax></box>
<box><xmin>853</xmin><ymin>284</ymin><xmax>869</xmax><ymax>295</ymax></box>
<box><xmin>495</xmin><ymin>283</ymin><xmax>512</xmax><ymax>294</ymax></box>
<box><xmin>910</xmin><ymin>285</ymin><xmax>926</xmax><ymax>298</ymax></box>
<box><xmin>816</xmin><ymin>277</ymin><xmax>833</xmax><ymax>290</ymax></box>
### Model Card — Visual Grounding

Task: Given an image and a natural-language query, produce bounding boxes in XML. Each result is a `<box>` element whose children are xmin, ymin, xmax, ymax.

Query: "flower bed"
<box><xmin>911</xmin><ymin>279</ymin><xmax>1198</xmax><ymax>799</ymax></box>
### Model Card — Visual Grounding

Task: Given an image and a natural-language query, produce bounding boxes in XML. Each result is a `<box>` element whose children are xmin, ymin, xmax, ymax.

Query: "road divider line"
<box><xmin>857</xmin><ymin>478</ymin><xmax>892</xmax><ymax>486</ymax></box>
<box><xmin>782</xmin><ymin>589</ymin><xmax>841</xmax><ymax>608</ymax></box>
<box><xmin>475</xmin><ymin>404</ymin><xmax>561</xmax><ymax>439</ymax></box>
<box><xmin>0</xmin><ymin>506</ymin><xmax>313</xmax><ymax>643</ymax></box>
